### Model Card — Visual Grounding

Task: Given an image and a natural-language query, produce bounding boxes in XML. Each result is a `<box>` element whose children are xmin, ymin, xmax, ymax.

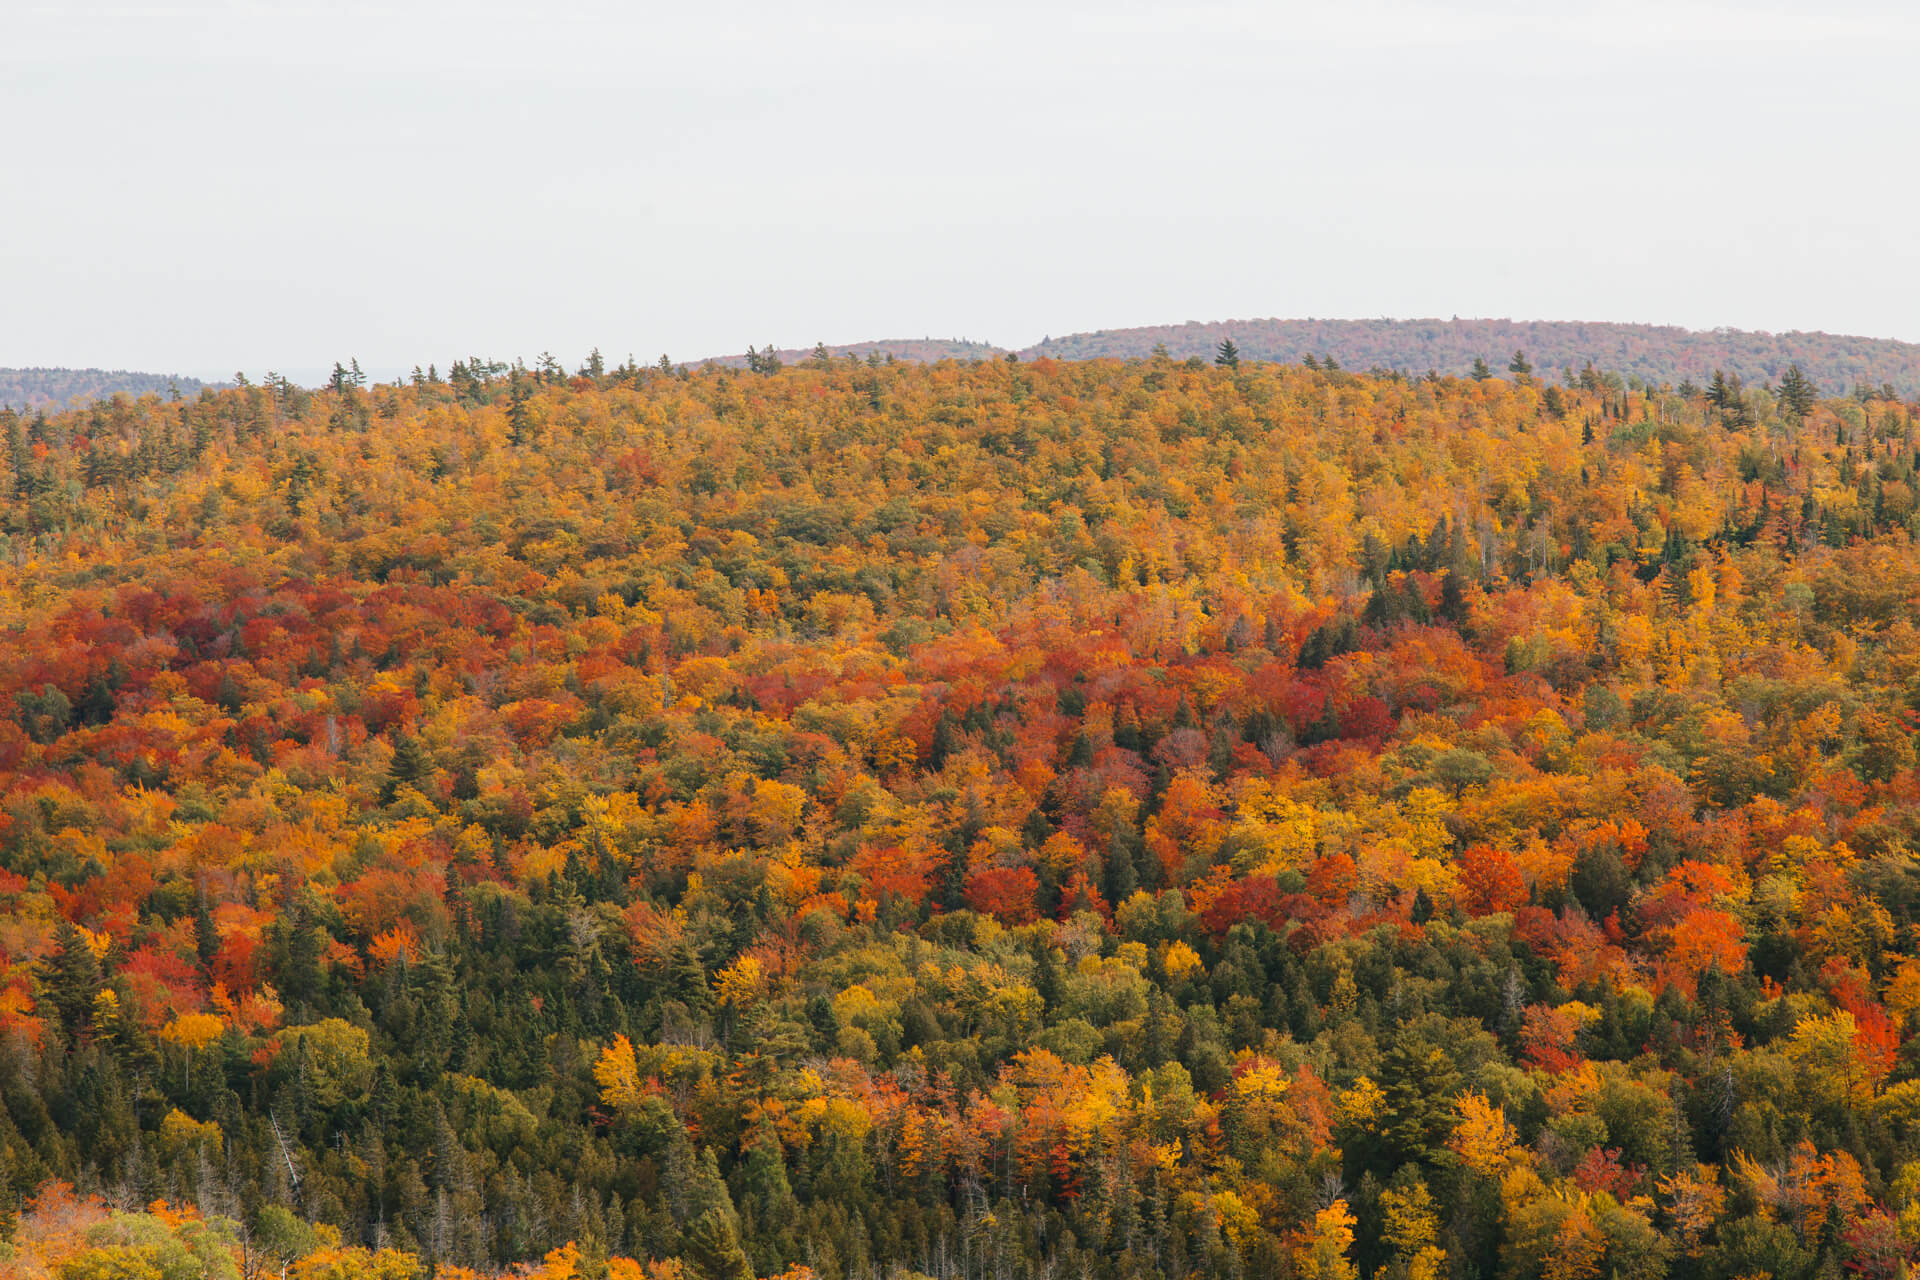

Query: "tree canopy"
<box><xmin>2</xmin><ymin>353</ymin><xmax>1920</xmax><ymax>1280</ymax></box>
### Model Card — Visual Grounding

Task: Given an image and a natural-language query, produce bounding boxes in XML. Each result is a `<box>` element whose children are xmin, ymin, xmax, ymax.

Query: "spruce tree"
<box><xmin>507</xmin><ymin>373</ymin><xmax>533</xmax><ymax>446</ymax></box>
<box><xmin>1777</xmin><ymin>363</ymin><xmax>1817</xmax><ymax>421</ymax></box>
<box><xmin>40</xmin><ymin>920</ymin><xmax>103</xmax><ymax>1041</ymax></box>
<box><xmin>682</xmin><ymin>1209</ymin><xmax>754</xmax><ymax>1280</ymax></box>
<box><xmin>382</xmin><ymin>733</ymin><xmax>430</xmax><ymax>803</ymax></box>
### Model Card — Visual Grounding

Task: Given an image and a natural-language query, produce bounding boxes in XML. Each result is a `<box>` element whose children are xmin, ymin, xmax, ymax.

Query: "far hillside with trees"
<box><xmin>0</xmin><ymin>367</ymin><xmax>213</xmax><ymax>410</ymax></box>
<box><xmin>1019</xmin><ymin>317</ymin><xmax>1920</xmax><ymax>396</ymax></box>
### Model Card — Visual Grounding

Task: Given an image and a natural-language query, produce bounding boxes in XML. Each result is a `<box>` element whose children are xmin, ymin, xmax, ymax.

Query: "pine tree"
<box><xmin>1777</xmin><ymin>363</ymin><xmax>1817</xmax><ymax>421</ymax></box>
<box><xmin>383</xmin><ymin>733</ymin><xmax>430</xmax><ymax>803</ymax></box>
<box><xmin>508</xmin><ymin>373</ymin><xmax>533</xmax><ymax>446</ymax></box>
<box><xmin>194</xmin><ymin>897</ymin><xmax>220</xmax><ymax>966</ymax></box>
<box><xmin>1708</xmin><ymin>369</ymin><xmax>1736</xmax><ymax>410</ymax></box>
<box><xmin>1215</xmin><ymin>338</ymin><xmax>1240</xmax><ymax>369</ymax></box>
<box><xmin>39</xmin><ymin>920</ymin><xmax>103</xmax><ymax>1041</ymax></box>
<box><xmin>1470</xmin><ymin>357</ymin><xmax>1492</xmax><ymax>381</ymax></box>
<box><xmin>682</xmin><ymin>1210</ymin><xmax>754</xmax><ymax>1280</ymax></box>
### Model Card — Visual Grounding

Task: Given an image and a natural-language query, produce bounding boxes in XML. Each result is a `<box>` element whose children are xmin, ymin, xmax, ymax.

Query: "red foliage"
<box><xmin>1571</xmin><ymin>1146</ymin><xmax>1642</xmax><ymax>1199</ymax></box>
<box><xmin>1459</xmin><ymin>844</ymin><xmax>1528</xmax><ymax>916</ymax></box>
<box><xmin>1198</xmin><ymin>876</ymin><xmax>1285</xmax><ymax>937</ymax></box>
<box><xmin>851</xmin><ymin>845</ymin><xmax>942</xmax><ymax>910</ymax></box>
<box><xmin>1305</xmin><ymin>853</ymin><xmax>1357</xmax><ymax>910</ymax></box>
<box><xmin>963</xmin><ymin>866</ymin><xmax>1039</xmax><ymax>925</ymax></box>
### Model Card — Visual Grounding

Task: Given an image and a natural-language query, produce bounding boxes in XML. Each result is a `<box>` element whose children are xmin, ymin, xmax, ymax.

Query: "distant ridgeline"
<box><xmin>0</xmin><ymin>367</ymin><xmax>211</xmax><ymax>410</ymax></box>
<box><xmin>1017</xmin><ymin>318</ymin><xmax>1920</xmax><ymax>396</ymax></box>
<box><xmin>703</xmin><ymin>338</ymin><xmax>1007</xmax><ymax>369</ymax></box>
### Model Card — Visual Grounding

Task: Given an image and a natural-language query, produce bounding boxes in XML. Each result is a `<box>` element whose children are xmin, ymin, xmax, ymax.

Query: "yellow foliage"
<box><xmin>288</xmin><ymin>1246</ymin><xmax>426</xmax><ymax>1280</ymax></box>
<box><xmin>593</xmin><ymin>1035</ymin><xmax>645</xmax><ymax>1112</ymax></box>
<box><xmin>158</xmin><ymin>1011</ymin><xmax>224</xmax><ymax>1052</ymax></box>
<box><xmin>1160</xmin><ymin>940</ymin><xmax>1203</xmax><ymax>981</ymax></box>
<box><xmin>157</xmin><ymin>1108</ymin><xmax>223</xmax><ymax>1158</ymax></box>
<box><xmin>1335</xmin><ymin>1076</ymin><xmax>1385</xmax><ymax>1132</ymax></box>
<box><xmin>714</xmin><ymin>954</ymin><xmax>766</xmax><ymax>1009</ymax></box>
<box><xmin>1233</xmin><ymin>1060</ymin><xmax>1291</xmax><ymax>1104</ymax></box>
<box><xmin>56</xmin><ymin>1245</ymin><xmax>166</xmax><ymax>1280</ymax></box>
<box><xmin>1293</xmin><ymin>1199</ymin><xmax>1357</xmax><ymax>1280</ymax></box>
<box><xmin>524</xmin><ymin>1242</ymin><xmax>581</xmax><ymax>1280</ymax></box>
<box><xmin>1214</xmin><ymin>1188</ymin><xmax>1260</xmax><ymax>1248</ymax></box>
<box><xmin>1448</xmin><ymin>1092</ymin><xmax>1518</xmax><ymax>1175</ymax></box>
<box><xmin>1886</xmin><ymin>956</ymin><xmax>1920</xmax><ymax>1019</ymax></box>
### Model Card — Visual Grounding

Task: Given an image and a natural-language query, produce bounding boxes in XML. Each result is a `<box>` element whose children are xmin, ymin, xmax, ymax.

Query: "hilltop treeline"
<box><xmin>705</xmin><ymin>340</ymin><xmax>1005</xmax><ymax>370</ymax></box>
<box><xmin>6</xmin><ymin>353</ymin><xmax>1920</xmax><ymax>1280</ymax></box>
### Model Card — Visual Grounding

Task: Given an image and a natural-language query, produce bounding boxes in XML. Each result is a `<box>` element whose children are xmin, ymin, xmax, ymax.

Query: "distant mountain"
<box><xmin>0</xmin><ymin>367</ymin><xmax>211</xmax><ymax>411</ymax></box>
<box><xmin>702</xmin><ymin>338</ymin><xmax>1007</xmax><ymax>368</ymax></box>
<box><xmin>1017</xmin><ymin>318</ymin><xmax>1920</xmax><ymax>395</ymax></box>
<box><xmin>696</xmin><ymin>320</ymin><xmax>1920</xmax><ymax>396</ymax></box>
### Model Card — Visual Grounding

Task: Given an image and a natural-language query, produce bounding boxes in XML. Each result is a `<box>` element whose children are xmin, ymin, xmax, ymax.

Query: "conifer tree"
<box><xmin>383</xmin><ymin>732</ymin><xmax>430</xmax><ymax>803</ymax></box>
<box><xmin>1777</xmin><ymin>363</ymin><xmax>1817</xmax><ymax>421</ymax></box>
<box><xmin>683</xmin><ymin>1210</ymin><xmax>754</xmax><ymax>1280</ymax></box>
<box><xmin>39</xmin><ymin>921</ymin><xmax>102</xmax><ymax>1041</ymax></box>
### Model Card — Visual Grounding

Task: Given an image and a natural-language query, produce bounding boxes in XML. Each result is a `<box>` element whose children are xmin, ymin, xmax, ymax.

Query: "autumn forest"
<box><xmin>6</xmin><ymin>348</ymin><xmax>1920</xmax><ymax>1280</ymax></box>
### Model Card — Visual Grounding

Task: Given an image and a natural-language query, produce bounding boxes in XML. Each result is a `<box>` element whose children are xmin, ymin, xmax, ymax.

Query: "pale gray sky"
<box><xmin>6</xmin><ymin>0</ymin><xmax>1918</xmax><ymax>384</ymax></box>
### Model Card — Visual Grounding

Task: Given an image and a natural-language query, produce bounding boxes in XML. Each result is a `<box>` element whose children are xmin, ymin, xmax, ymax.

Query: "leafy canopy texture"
<box><xmin>4</xmin><ymin>352</ymin><xmax>1920</xmax><ymax>1280</ymax></box>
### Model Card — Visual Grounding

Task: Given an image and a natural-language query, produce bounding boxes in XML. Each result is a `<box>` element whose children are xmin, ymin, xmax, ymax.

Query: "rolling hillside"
<box><xmin>0</xmin><ymin>366</ymin><xmax>212</xmax><ymax>410</ymax></box>
<box><xmin>7</xmin><ymin>355</ymin><xmax>1920</xmax><ymax>1280</ymax></box>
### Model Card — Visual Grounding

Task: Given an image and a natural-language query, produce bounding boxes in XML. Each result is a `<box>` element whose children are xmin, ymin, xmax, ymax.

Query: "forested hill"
<box><xmin>0</xmin><ymin>367</ymin><xmax>211</xmax><ymax>410</ymax></box>
<box><xmin>705</xmin><ymin>338</ymin><xmax>1005</xmax><ymax>369</ymax></box>
<box><xmin>11</xmin><ymin>354</ymin><xmax>1920</xmax><ymax>1280</ymax></box>
<box><xmin>1018</xmin><ymin>318</ymin><xmax>1920</xmax><ymax>395</ymax></box>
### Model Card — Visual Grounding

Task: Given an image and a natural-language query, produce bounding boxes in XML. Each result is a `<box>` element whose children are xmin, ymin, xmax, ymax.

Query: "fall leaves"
<box><xmin>7</xmin><ymin>354</ymin><xmax>1920</xmax><ymax>1278</ymax></box>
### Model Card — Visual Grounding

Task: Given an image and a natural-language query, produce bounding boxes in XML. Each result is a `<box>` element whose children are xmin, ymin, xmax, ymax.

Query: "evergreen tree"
<box><xmin>1777</xmin><ymin>363</ymin><xmax>1817</xmax><ymax>420</ymax></box>
<box><xmin>1470</xmin><ymin>356</ymin><xmax>1492</xmax><ymax>381</ymax></box>
<box><xmin>382</xmin><ymin>733</ymin><xmax>431</xmax><ymax>803</ymax></box>
<box><xmin>39</xmin><ymin>921</ymin><xmax>103</xmax><ymax>1041</ymax></box>
<box><xmin>682</xmin><ymin>1209</ymin><xmax>753</xmax><ymax>1280</ymax></box>
<box><xmin>508</xmin><ymin>372</ymin><xmax>534</xmax><ymax>446</ymax></box>
<box><xmin>1215</xmin><ymin>338</ymin><xmax>1240</xmax><ymax>369</ymax></box>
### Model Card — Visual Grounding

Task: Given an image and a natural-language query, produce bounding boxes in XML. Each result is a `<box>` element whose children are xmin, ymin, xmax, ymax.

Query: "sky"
<box><xmin>5</xmin><ymin>0</ymin><xmax>1918</xmax><ymax>385</ymax></box>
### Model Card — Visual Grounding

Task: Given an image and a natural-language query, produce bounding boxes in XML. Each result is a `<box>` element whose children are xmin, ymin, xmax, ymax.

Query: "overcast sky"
<box><xmin>6</xmin><ymin>0</ymin><xmax>1918</xmax><ymax>384</ymax></box>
